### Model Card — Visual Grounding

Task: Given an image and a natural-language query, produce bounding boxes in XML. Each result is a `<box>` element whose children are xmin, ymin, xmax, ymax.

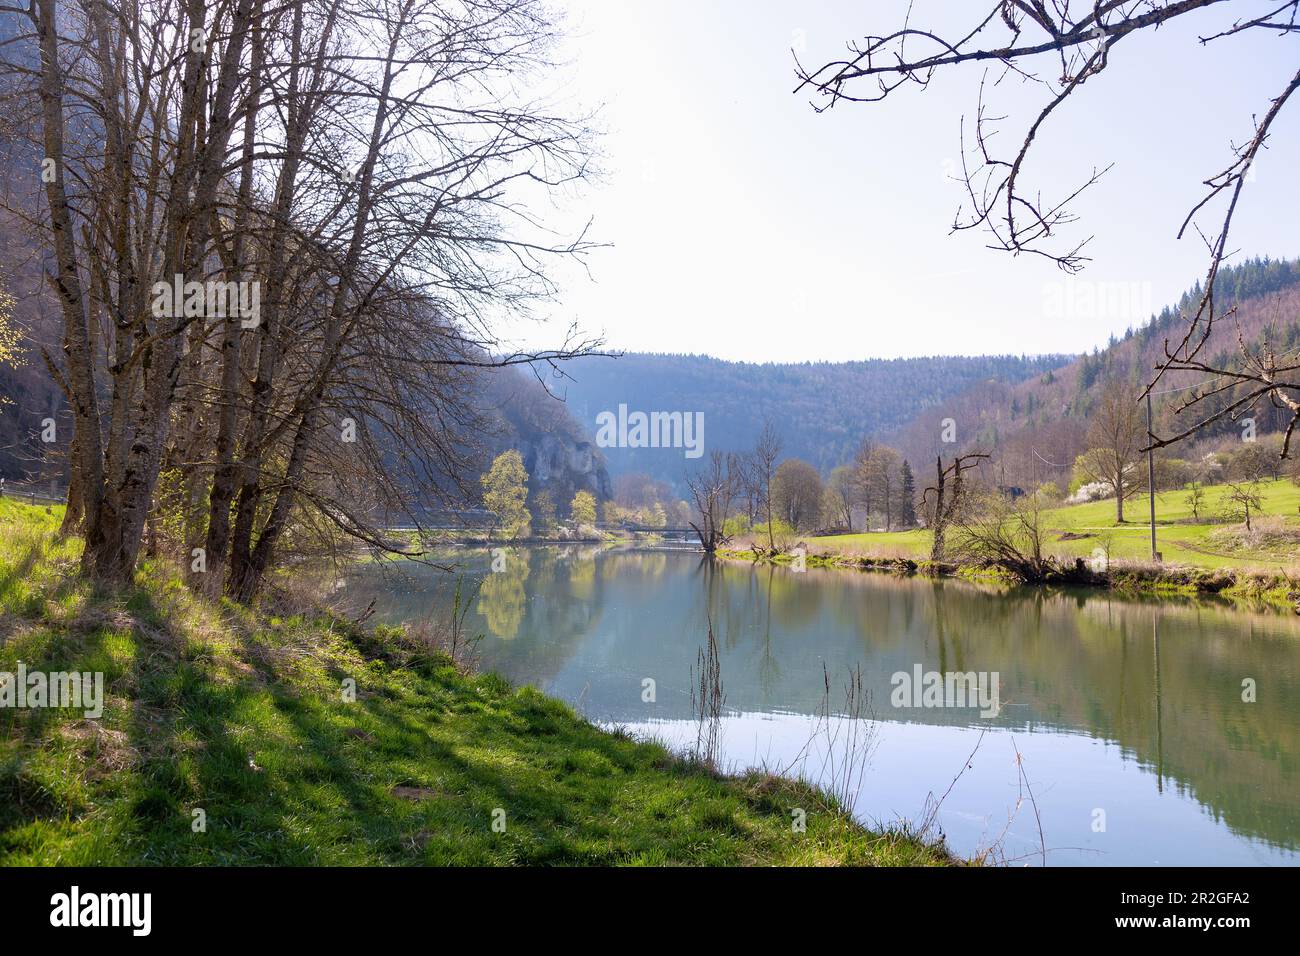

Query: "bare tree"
<box><xmin>825</xmin><ymin>463</ymin><xmax>858</xmax><ymax>530</ymax></box>
<box><xmin>1224</xmin><ymin>479</ymin><xmax>1264</xmax><ymax>531</ymax></box>
<box><xmin>2</xmin><ymin>0</ymin><xmax>602</xmax><ymax>596</ymax></box>
<box><xmin>852</xmin><ymin>437</ymin><xmax>876</xmax><ymax>520</ymax></box>
<box><xmin>686</xmin><ymin>450</ymin><xmax>737</xmax><ymax>554</ymax></box>
<box><xmin>859</xmin><ymin>444</ymin><xmax>902</xmax><ymax>531</ymax></box>
<box><xmin>922</xmin><ymin>452</ymin><xmax>989</xmax><ymax>562</ymax></box>
<box><xmin>1076</xmin><ymin>382</ymin><xmax>1146</xmax><ymax>523</ymax></box>
<box><xmin>733</xmin><ymin>451</ymin><xmax>762</xmax><ymax>525</ymax></box>
<box><xmin>771</xmin><ymin>458</ymin><xmax>823</xmax><ymax>531</ymax></box>
<box><xmin>753</xmin><ymin>420</ymin><xmax>782</xmax><ymax>550</ymax></box>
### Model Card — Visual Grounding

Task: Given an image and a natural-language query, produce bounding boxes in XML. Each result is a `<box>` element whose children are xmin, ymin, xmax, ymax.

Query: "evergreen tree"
<box><xmin>899</xmin><ymin>460</ymin><xmax>918</xmax><ymax>528</ymax></box>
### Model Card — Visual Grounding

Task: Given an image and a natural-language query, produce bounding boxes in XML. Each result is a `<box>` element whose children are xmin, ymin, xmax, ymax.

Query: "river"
<box><xmin>344</xmin><ymin>545</ymin><xmax>1300</xmax><ymax>866</ymax></box>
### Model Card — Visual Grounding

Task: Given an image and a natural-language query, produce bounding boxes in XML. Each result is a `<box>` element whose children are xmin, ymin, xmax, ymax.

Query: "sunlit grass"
<box><xmin>0</xmin><ymin>499</ymin><xmax>949</xmax><ymax>866</ymax></box>
<box><xmin>812</xmin><ymin>478</ymin><xmax>1300</xmax><ymax>571</ymax></box>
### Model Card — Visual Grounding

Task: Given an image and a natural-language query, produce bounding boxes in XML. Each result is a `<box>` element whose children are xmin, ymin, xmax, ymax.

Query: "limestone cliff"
<box><xmin>517</xmin><ymin>431</ymin><xmax>612</xmax><ymax>504</ymax></box>
<box><xmin>478</xmin><ymin>366</ymin><xmax>611</xmax><ymax>506</ymax></box>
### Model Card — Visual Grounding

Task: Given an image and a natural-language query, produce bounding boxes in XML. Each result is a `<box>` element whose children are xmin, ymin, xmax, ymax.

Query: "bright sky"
<box><xmin>505</xmin><ymin>0</ymin><xmax>1300</xmax><ymax>362</ymax></box>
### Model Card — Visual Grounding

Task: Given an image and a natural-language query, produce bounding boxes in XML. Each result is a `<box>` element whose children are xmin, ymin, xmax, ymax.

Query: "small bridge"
<box><xmin>603</xmin><ymin>524</ymin><xmax>698</xmax><ymax>540</ymax></box>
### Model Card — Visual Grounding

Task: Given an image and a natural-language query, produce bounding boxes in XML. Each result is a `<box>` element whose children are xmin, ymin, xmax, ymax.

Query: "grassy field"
<box><xmin>0</xmin><ymin>498</ymin><xmax>948</xmax><ymax>866</ymax></box>
<box><xmin>811</xmin><ymin>478</ymin><xmax>1300</xmax><ymax>572</ymax></box>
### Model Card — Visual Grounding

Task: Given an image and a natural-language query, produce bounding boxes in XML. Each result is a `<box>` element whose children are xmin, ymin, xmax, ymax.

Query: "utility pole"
<box><xmin>1146</xmin><ymin>391</ymin><xmax>1158</xmax><ymax>562</ymax></box>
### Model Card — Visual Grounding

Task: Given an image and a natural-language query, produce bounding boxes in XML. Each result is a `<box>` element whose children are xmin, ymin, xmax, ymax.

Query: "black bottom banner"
<box><xmin>0</xmin><ymin>865</ymin><xmax>1278</xmax><ymax>941</ymax></box>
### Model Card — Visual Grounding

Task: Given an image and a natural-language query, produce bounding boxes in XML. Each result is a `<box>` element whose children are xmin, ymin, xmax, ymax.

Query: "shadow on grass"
<box><xmin>2</xmin><ymin>547</ymin><xmax>940</xmax><ymax>867</ymax></box>
<box><xmin>114</xmin><ymin>589</ymin><xmax>405</xmax><ymax>864</ymax></box>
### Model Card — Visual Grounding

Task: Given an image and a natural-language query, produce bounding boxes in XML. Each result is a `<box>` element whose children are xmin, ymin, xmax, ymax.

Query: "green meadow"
<box><xmin>811</xmin><ymin>478</ymin><xmax>1300</xmax><ymax>572</ymax></box>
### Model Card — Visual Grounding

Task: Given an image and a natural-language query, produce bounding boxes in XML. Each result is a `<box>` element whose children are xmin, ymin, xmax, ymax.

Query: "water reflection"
<box><xmin>348</xmin><ymin>548</ymin><xmax>1300</xmax><ymax>865</ymax></box>
<box><xmin>476</xmin><ymin>550</ymin><xmax>529</xmax><ymax>638</ymax></box>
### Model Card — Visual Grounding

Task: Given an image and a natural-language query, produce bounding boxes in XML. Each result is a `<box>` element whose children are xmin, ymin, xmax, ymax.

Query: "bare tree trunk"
<box><xmin>925</xmin><ymin>453</ymin><xmax>988</xmax><ymax>563</ymax></box>
<box><xmin>231</xmin><ymin>406</ymin><xmax>317</xmax><ymax>600</ymax></box>
<box><xmin>86</xmin><ymin>0</ymin><xmax>258</xmax><ymax>581</ymax></box>
<box><xmin>60</xmin><ymin>431</ymin><xmax>83</xmax><ymax>534</ymax></box>
<box><xmin>232</xmin><ymin>8</ymin><xmax>397</xmax><ymax>599</ymax></box>
<box><xmin>754</xmin><ymin>422</ymin><xmax>780</xmax><ymax>551</ymax></box>
<box><xmin>226</xmin><ymin>0</ymin><xmax>335</xmax><ymax>597</ymax></box>
<box><xmin>202</xmin><ymin>1</ymin><xmax>264</xmax><ymax>597</ymax></box>
<box><xmin>928</xmin><ymin>457</ymin><xmax>947</xmax><ymax>562</ymax></box>
<box><xmin>33</xmin><ymin>0</ymin><xmax>107</xmax><ymax>567</ymax></box>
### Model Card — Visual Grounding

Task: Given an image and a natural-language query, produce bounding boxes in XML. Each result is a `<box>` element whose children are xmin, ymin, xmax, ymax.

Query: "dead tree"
<box><xmin>753</xmin><ymin>421</ymin><xmax>781</xmax><ymax>550</ymax></box>
<box><xmin>1225</xmin><ymin>480</ymin><xmax>1264</xmax><ymax>532</ymax></box>
<box><xmin>687</xmin><ymin>450</ymin><xmax>737</xmax><ymax>554</ymax></box>
<box><xmin>922</xmin><ymin>452</ymin><xmax>989</xmax><ymax>562</ymax></box>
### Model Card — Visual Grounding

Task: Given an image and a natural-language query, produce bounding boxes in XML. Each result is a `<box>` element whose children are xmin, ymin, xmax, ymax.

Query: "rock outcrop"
<box><xmin>518</xmin><ymin>432</ymin><xmax>612</xmax><ymax>504</ymax></box>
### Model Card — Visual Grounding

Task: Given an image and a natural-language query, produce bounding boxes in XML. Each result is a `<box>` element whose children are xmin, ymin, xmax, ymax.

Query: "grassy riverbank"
<box><xmin>722</xmin><ymin>478</ymin><xmax>1300</xmax><ymax>608</ymax></box>
<box><xmin>0</xmin><ymin>499</ymin><xmax>949</xmax><ymax>866</ymax></box>
<box><xmin>721</xmin><ymin>544</ymin><xmax>1297</xmax><ymax>607</ymax></box>
<box><xmin>808</xmin><ymin>477</ymin><xmax>1300</xmax><ymax>570</ymax></box>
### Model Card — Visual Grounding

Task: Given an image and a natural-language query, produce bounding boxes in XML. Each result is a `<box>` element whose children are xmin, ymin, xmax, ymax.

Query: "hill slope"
<box><xmin>886</xmin><ymin>257</ymin><xmax>1300</xmax><ymax>488</ymax></box>
<box><xmin>558</xmin><ymin>353</ymin><xmax>1068</xmax><ymax>489</ymax></box>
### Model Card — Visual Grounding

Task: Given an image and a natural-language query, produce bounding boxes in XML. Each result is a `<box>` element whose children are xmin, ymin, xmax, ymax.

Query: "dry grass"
<box><xmin>1208</xmin><ymin>516</ymin><xmax>1300</xmax><ymax>553</ymax></box>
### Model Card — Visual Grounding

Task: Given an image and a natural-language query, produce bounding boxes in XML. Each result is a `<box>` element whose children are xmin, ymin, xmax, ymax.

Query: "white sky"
<box><xmin>501</xmin><ymin>0</ymin><xmax>1300</xmax><ymax>362</ymax></box>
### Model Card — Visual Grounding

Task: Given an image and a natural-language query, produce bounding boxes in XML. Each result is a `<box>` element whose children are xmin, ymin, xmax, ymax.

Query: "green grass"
<box><xmin>813</xmin><ymin>529</ymin><xmax>931</xmax><ymax>557</ymax></box>
<box><xmin>810</xmin><ymin>478</ymin><xmax>1300</xmax><ymax>572</ymax></box>
<box><xmin>0</xmin><ymin>499</ymin><xmax>949</xmax><ymax>866</ymax></box>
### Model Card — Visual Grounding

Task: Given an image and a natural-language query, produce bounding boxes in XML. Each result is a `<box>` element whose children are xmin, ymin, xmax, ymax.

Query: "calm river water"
<box><xmin>345</xmin><ymin>546</ymin><xmax>1300</xmax><ymax>866</ymax></box>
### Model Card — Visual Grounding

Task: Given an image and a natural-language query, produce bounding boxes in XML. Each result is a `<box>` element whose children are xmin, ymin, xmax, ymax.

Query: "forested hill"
<box><xmin>885</xmin><ymin>256</ymin><xmax>1300</xmax><ymax>488</ymax></box>
<box><xmin>557</xmin><ymin>352</ymin><xmax>1069</xmax><ymax>486</ymax></box>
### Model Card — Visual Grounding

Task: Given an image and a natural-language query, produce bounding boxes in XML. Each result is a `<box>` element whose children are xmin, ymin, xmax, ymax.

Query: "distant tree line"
<box><xmin>675</xmin><ymin>421</ymin><xmax>924</xmax><ymax>552</ymax></box>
